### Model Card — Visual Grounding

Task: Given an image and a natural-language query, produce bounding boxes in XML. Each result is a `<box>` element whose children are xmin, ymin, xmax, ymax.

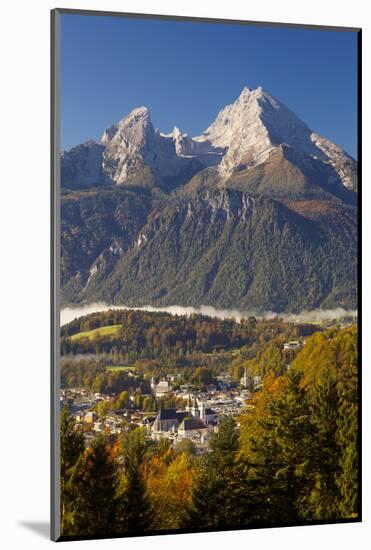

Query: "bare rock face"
<box><xmin>194</xmin><ymin>86</ymin><xmax>357</xmax><ymax>192</ymax></box>
<box><xmin>61</xmin><ymin>141</ymin><xmax>106</xmax><ymax>189</ymax></box>
<box><xmin>194</xmin><ymin>86</ymin><xmax>276</xmax><ymax>173</ymax></box>
<box><xmin>161</xmin><ymin>126</ymin><xmax>224</xmax><ymax>161</ymax></box>
<box><xmin>310</xmin><ymin>133</ymin><xmax>357</xmax><ymax>191</ymax></box>
<box><xmin>61</xmin><ymin>85</ymin><xmax>357</xmax><ymax>195</ymax></box>
<box><xmin>101</xmin><ymin>107</ymin><xmax>158</xmax><ymax>184</ymax></box>
<box><xmin>99</xmin><ymin>107</ymin><xmax>222</xmax><ymax>190</ymax></box>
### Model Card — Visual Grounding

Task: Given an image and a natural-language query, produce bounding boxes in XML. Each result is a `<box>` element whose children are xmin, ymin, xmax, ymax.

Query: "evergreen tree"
<box><xmin>69</xmin><ymin>436</ymin><xmax>120</xmax><ymax>536</ymax></box>
<box><xmin>302</xmin><ymin>367</ymin><xmax>341</xmax><ymax>520</ymax></box>
<box><xmin>291</xmin><ymin>326</ymin><xmax>359</xmax><ymax>518</ymax></box>
<box><xmin>242</xmin><ymin>369</ymin><xmax>316</xmax><ymax>525</ymax></box>
<box><xmin>266</xmin><ymin>368</ymin><xmax>316</xmax><ymax>522</ymax></box>
<box><xmin>188</xmin><ymin>417</ymin><xmax>249</xmax><ymax>529</ymax></box>
<box><xmin>238</xmin><ymin>328</ymin><xmax>358</xmax><ymax>526</ymax></box>
<box><xmin>60</xmin><ymin>407</ymin><xmax>84</xmax><ymax>535</ymax></box>
<box><xmin>118</xmin><ymin>428</ymin><xmax>153</xmax><ymax>533</ymax></box>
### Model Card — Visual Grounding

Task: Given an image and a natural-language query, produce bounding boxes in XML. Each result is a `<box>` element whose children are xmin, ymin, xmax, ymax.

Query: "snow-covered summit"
<box><xmin>61</xmin><ymin>85</ymin><xmax>357</xmax><ymax>193</ymax></box>
<box><xmin>193</xmin><ymin>85</ymin><xmax>356</xmax><ymax>190</ymax></box>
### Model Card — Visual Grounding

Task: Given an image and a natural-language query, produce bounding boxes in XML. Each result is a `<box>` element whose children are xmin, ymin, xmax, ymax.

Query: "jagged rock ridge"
<box><xmin>61</xmin><ymin>86</ymin><xmax>357</xmax><ymax>195</ymax></box>
<box><xmin>60</xmin><ymin>85</ymin><xmax>358</xmax><ymax>313</ymax></box>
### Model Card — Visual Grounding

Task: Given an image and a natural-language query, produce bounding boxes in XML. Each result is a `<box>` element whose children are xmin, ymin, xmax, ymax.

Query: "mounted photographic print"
<box><xmin>51</xmin><ymin>9</ymin><xmax>361</xmax><ymax>542</ymax></box>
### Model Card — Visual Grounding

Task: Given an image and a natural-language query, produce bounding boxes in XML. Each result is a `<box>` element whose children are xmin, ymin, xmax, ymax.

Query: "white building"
<box><xmin>186</xmin><ymin>395</ymin><xmax>217</xmax><ymax>424</ymax></box>
<box><xmin>152</xmin><ymin>378</ymin><xmax>172</xmax><ymax>398</ymax></box>
<box><xmin>240</xmin><ymin>368</ymin><xmax>253</xmax><ymax>389</ymax></box>
<box><xmin>283</xmin><ymin>340</ymin><xmax>302</xmax><ymax>350</ymax></box>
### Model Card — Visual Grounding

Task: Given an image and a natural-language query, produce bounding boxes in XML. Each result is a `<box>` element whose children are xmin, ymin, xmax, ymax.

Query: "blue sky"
<box><xmin>61</xmin><ymin>14</ymin><xmax>358</xmax><ymax>158</ymax></box>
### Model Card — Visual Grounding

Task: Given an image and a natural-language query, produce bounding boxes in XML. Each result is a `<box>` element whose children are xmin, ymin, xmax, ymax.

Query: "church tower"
<box><xmin>241</xmin><ymin>367</ymin><xmax>251</xmax><ymax>389</ymax></box>
<box><xmin>186</xmin><ymin>394</ymin><xmax>192</xmax><ymax>413</ymax></box>
<box><xmin>199</xmin><ymin>400</ymin><xmax>206</xmax><ymax>422</ymax></box>
<box><xmin>191</xmin><ymin>395</ymin><xmax>199</xmax><ymax>418</ymax></box>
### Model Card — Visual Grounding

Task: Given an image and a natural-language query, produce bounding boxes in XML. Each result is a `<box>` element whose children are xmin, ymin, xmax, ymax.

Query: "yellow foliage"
<box><xmin>290</xmin><ymin>326</ymin><xmax>357</xmax><ymax>388</ymax></box>
<box><xmin>145</xmin><ymin>449</ymin><xmax>195</xmax><ymax>530</ymax></box>
<box><xmin>238</xmin><ymin>372</ymin><xmax>287</xmax><ymax>461</ymax></box>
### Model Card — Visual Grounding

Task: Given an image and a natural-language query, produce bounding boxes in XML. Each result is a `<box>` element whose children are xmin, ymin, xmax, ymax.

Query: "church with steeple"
<box><xmin>185</xmin><ymin>394</ymin><xmax>217</xmax><ymax>424</ymax></box>
<box><xmin>151</xmin><ymin>394</ymin><xmax>217</xmax><ymax>439</ymax></box>
<box><xmin>240</xmin><ymin>367</ymin><xmax>253</xmax><ymax>389</ymax></box>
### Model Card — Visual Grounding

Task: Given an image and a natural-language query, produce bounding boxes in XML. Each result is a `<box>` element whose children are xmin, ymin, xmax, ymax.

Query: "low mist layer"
<box><xmin>60</xmin><ymin>302</ymin><xmax>357</xmax><ymax>327</ymax></box>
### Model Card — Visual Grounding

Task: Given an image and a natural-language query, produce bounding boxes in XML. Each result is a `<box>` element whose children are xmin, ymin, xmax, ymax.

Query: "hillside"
<box><xmin>60</xmin><ymin>308</ymin><xmax>319</xmax><ymax>357</ymax></box>
<box><xmin>60</xmin><ymin>85</ymin><xmax>358</xmax><ymax>313</ymax></box>
<box><xmin>61</xmin><ymin>187</ymin><xmax>357</xmax><ymax>313</ymax></box>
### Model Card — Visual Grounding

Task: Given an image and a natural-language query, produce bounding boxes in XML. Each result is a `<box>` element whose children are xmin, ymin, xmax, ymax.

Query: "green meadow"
<box><xmin>69</xmin><ymin>324</ymin><xmax>122</xmax><ymax>341</ymax></box>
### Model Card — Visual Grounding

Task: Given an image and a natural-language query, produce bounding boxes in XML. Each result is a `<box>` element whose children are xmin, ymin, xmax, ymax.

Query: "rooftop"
<box><xmin>179</xmin><ymin>418</ymin><xmax>207</xmax><ymax>431</ymax></box>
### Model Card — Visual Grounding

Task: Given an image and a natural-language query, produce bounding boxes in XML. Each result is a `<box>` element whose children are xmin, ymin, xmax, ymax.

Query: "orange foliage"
<box><xmin>144</xmin><ymin>448</ymin><xmax>195</xmax><ymax>530</ymax></box>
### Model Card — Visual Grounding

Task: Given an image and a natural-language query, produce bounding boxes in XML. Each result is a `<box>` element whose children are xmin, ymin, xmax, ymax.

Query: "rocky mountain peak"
<box><xmin>193</xmin><ymin>85</ymin><xmax>356</xmax><ymax>191</ymax></box>
<box><xmin>61</xmin><ymin>84</ymin><xmax>357</xmax><ymax>193</ymax></box>
<box><xmin>194</xmin><ymin>86</ymin><xmax>275</xmax><ymax>174</ymax></box>
<box><xmin>101</xmin><ymin>106</ymin><xmax>154</xmax><ymax>148</ymax></box>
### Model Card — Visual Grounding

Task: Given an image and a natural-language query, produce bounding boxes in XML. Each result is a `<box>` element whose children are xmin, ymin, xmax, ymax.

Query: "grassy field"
<box><xmin>105</xmin><ymin>365</ymin><xmax>134</xmax><ymax>372</ymax></box>
<box><xmin>69</xmin><ymin>324</ymin><xmax>122</xmax><ymax>341</ymax></box>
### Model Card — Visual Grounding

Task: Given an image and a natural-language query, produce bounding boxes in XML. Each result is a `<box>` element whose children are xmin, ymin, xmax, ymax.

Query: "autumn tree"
<box><xmin>145</xmin><ymin>447</ymin><xmax>195</xmax><ymax>529</ymax></box>
<box><xmin>114</xmin><ymin>390</ymin><xmax>129</xmax><ymax>410</ymax></box>
<box><xmin>97</xmin><ymin>399</ymin><xmax>108</xmax><ymax>418</ymax></box>
<box><xmin>174</xmin><ymin>438</ymin><xmax>196</xmax><ymax>456</ymax></box>
<box><xmin>239</xmin><ymin>327</ymin><xmax>359</xmax><ymax>524</ymax></box>
<box><xmin>292</xmin><ymin>327</ymin><xmax>359</xmax><ymax>518</ymax></box>
<box><xmin>335</xmin><ymin>329</ymin><xmax>358</xmax><ymax>518</ymax></box>
<box><xmin>238</xmin><ymin>369</ymin><xmax>317</xmax><ymax>525</ymax></box>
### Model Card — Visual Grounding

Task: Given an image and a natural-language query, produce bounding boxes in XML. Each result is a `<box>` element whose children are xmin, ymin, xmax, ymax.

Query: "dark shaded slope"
<box><xmin>61</xmin><ymin>187</ymin><xmax>161</xmax><ymax>301</ymax></box>
<box><xmin>62</xmin><ymin>189</ymin><xmax>357</xmax><ymax>313</ymax></box>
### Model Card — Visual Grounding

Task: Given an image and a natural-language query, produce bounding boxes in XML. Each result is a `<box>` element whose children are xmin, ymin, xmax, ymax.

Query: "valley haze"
<box><xmin>60</xmin><ymin>303</ymin><xmax>357</xmax><ymax>327</ymax></box>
